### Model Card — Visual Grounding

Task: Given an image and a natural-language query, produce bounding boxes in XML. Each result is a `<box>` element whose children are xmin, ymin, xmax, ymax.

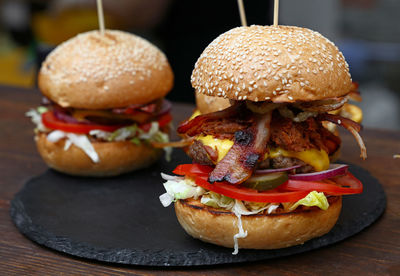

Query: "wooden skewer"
<box><xmin>273</xmin><ymin>0</ymin><xmax>279</xmax><ymax>26</ymax></box>
<box><xmin>96</xmin><ymin>0</ymin><xmax>105</xmax><ymax>35</ymax></box>
<box><xmin>237</xmin><ymin>0</ymin><xmax>247</xmax><ymax>27</ymax></box>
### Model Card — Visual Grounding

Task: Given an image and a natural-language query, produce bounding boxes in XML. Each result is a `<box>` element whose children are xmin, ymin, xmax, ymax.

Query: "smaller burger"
<box><xmin>27</xmin><ymin>30</ymin><xmax>174</xmax><ymax>177</ymax></box>
<box><xmin>159</xmin><ymin>26</ymin><xmax>365</xmax><ymax>254</ymax></box>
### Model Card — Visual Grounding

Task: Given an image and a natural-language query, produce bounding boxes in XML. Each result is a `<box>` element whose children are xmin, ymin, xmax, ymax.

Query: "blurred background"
<box><xmin>0</xmin><ymin>0</ymin><xmax>399</xmax><ymax>129</ymax></box>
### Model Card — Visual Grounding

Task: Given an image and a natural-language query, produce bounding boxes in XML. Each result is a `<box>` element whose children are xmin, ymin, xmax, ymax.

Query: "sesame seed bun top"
<box><xmin>191</xmin><ymin>25</ymin><xmax>352</xmax><ymax>103</ymax></box>
<box><xmin>39</xmin><ymin>30</ymin><xmax>173</xmax><ymax>109</ymax></box>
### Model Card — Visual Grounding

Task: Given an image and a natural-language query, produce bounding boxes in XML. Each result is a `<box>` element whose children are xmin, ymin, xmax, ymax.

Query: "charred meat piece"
<box><xmin>269</xmin><ymin>112</ymin><xmax>341</xmax><ymax>154</ymax></box>
<box><xmin>186</xmin><ymin>139</ymin><xmax>315</xmax><ymax>173</ymax></box>
<box><xmin>270</xmin><ymin>156</ymin><xmax>314</xmax><ymax>173</ymax></box>
<box><xmin>186</xmin><ymin>140</ymin><xmax>215</xmax><ymax>166</ymax></box>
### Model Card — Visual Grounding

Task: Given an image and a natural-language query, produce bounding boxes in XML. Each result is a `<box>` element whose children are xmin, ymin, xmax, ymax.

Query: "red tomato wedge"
<box><xmin>42</xmin><ymin>111</ymin><xmax>173</xmax><ymax>134</ymax></box>
<box><xmin>195</xmin><ymin>176</ymin><xmax>309</xmax><ymax>203</ymax></box>
<box><xmin>42</xmin><ymin>111</ymin><xmax>125</xmax><ymax>133</ymax></box>
<box><xmin>279</xmin><ymin>172</ymin><xmax>363</xmax><ymax>195</ymax></box>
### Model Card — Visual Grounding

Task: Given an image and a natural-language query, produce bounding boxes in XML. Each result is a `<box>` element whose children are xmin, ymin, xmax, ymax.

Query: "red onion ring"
<box><xmin>254</xmin><ymin>165</ymin><xmax>302</xmax><ymax>175</ymax></box>
<box><xmin>288</xmin><ymin>164</ymin><xmax>348</xmax><ymax>181</ymax></box>
<box><xmin>112</xmin><ymin>100</ymin><xmax>171</xmax><ymax>115</ymax></box>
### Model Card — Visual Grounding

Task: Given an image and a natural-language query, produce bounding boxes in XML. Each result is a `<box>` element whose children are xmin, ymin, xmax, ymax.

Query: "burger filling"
<box><xmin>160</xmin><ymin>97</ymin><xmax>365</xmax><ymax>254</ymax></box>
<box><xmin>26</xmin><ymin>98</ymin><xmax>173</xmax><ymax>163</ymax></box>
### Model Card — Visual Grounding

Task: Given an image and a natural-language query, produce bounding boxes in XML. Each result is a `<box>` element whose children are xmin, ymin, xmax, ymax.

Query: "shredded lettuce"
<box><xmin>90</xmin><ymin>122</ymin><xmax>172</xmax><ymax>161</ymax></box>
<box><xmin>200</xmin><ymin>192</ymin><xmax>234</xmax><ymax>209</ymax></box>
<box><xmin>290</xmin><ymin>191</ymin><xmax>329</xmax><ymax>211</ymax></box>
<box><xmin>159</xmin><ymin>176</ymin><xmax>206</xmax><ymax>207</ymax></box>
<box><xmin>267</xmin><ymin>204</ymin><xmax>279</xmax><ymax>214</ymax></box>
<box><xmin>89</xmin><ymin>125</ymin><xmax>138</xmax><ymax>142</ymax></box>
<box><xmin>110</xmin><ymin>125</ymin><xmax>138</xmax><ymax>141</ymax></box>
<box><xmin>37</xmin><ymin>106</ymin><xmax>48</xmax><ymax>114</ymax></box>
<box><xmin>232</xmin><ymin>208</ymin><xmax>247</xmax><ymax>255</ymax></box>
<box><xmin>25</xmin><ymin>107</ymin><xmax>49</xmax><ymax>132</ymax></box>
<box><xmin>47</xmin><ymin>130</ymin><xmax>99</xmax><ymax>163</ymax></box>
<box><xmin>138</xmin><ymin>122</ymin><xmax>159</xmax><ymax>140</ymax></box>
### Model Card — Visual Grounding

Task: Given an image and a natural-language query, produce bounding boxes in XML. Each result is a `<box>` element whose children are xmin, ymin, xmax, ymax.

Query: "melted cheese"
<box><xmin>196</xmin><ymin>135</ymin><xmax>329</xmax><ymax>171</ymax></box>
<box><xmin>197</xmin><ymin>135</ymin><xmax>234</xmax><ymax>162</ymax></box>
<box><xmin>189</xmin><ymin>109</ymin><xmax>201</xmax><ymax>120</ymax></box>
<box><xmin>266</xmin><ymin>148</ymin><xmax>329</xmax><ymax>171</ymax></box>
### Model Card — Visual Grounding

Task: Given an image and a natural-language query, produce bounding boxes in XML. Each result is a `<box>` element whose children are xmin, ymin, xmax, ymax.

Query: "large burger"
<box><xmin>160</xmin><ymin>25</ymin><xmax>366</xmax><ymax>254</ymax></box>
<box><xmin>27</xmin><ymin>30</ymin><xmax>174</xmax><ymax>176</ymax></box>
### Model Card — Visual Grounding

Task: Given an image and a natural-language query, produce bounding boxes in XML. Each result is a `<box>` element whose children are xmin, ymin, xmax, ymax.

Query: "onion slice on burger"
<box><xmin>254</xmin><ymin>165</ymin><xmax>302</xmax><ymax>174</ymax></box>
<box><xmin>289</xmin><ymin>164</ymin><xmax>348</xmax><ymax>181</ymax></box>
<box><xmin>318</xmin><ymin>113</ymin><xmax>367</xmax><ymax>159</ymax></box>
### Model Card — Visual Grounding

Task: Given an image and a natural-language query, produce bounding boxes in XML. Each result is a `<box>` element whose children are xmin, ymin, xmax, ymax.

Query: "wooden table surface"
<box><xmin>0</xmin><ymin>85</ymin><xmax>399</xmax><ymax>275</ymax></box>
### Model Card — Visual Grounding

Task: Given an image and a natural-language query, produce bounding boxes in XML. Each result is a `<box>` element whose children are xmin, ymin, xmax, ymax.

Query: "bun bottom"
<box><xmin>175</xmin><ymin>196</ymin><xmax>342</xmax><ymax>249</ymax></box>
<box><xmin>36</xmin><ymin>133</ymin><xmax>161</xmax><ymax>177</ymax></box>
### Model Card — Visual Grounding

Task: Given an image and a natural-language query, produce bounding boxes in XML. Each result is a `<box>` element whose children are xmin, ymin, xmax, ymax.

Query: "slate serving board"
<box><xmin>10</xmin><ymin>150</ymin><xmax>386</xmax><ymax>266</ymax></box>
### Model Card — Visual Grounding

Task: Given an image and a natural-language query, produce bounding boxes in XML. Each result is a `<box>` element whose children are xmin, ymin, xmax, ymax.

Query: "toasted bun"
<box><xmin>191</xmin><ymin>25</ymin><xmax>352</xmax><ymax>103</ymax></box>
<box><xmin>175</xmin><ymin>196</ymin><xmax>342</xmax><ymax>249</ymax></box>
<box><xmin>195</xmin><ymin>92</ymin><xmax>231</xmax><ymax>114</ymax></box>
<box><xmin>39</xmin><ymin>30</ymin><xmax>173</xmax><ymax>109</ymax></box>
<box><xmin>35</xmin><ymin>133</ymin><xmax>161</xmax><ymax>177</ymax></box>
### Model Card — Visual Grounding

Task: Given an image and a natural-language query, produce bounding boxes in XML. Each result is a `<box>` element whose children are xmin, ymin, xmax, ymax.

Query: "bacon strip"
<box><xmin>208</xmin><ymin>112</ymin><xmax>272</xmax><ymax>184</ymax></box>
<box><xmin>318</xmin><ymin>113</ymin><xmax>367</xmax><ymax>159</ymax></box>
<box><xmin>177</xmin><ymin>103</ymin><xmax>244</xmax><ymax>136</ymax></box>
<box><xmin>151</xmin><ymin>137</ymin><xmax>195</xmax><ymax>148</ymax></box>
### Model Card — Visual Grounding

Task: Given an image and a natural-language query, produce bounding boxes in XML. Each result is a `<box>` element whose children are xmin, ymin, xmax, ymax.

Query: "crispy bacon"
<box><xmin>318</xmin><ymin>113</ymin><xmax>367</xmax><ymax>159</ymax></box>
<box><xmin>208</xmin><ymin>112</ymin><xmax>272</xmax><ymax>184</ymax></box>
<box><xmin>151</xmin><ymin>137</ymin><xmax>195</xmax><ymax>148</ymax></box>
<box><xmin>177</xmin><ymin>103</ymin><xmax>245</xmax><ymax>136</ymax></box>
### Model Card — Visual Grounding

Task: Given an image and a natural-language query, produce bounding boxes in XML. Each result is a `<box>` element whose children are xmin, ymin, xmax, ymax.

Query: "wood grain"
<box><xmin>0</xmin><ymin>85</ymin><xmax>399</xmax><ymax>275</ymax></box>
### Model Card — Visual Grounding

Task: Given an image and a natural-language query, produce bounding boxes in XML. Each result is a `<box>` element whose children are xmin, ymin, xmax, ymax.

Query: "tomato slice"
<box><xmin>42</xmin><ymin>111</ymin><xmax>173</xmax><ymax>134</ymax></box>
<box><xmin>42</xmin><ymin>111</ymin><xmax>125</xmax><ymax>133</ymax></box>
<box><xmin>157</xmin><ymin>112</ymin><xmax>173</xmax><ymax>128</ymax></box>
<box><xmin>139</xmin><ymin>113</ymin><xmax>172</xmax><ymax>132</ymax></box>
<box><xmin>173</xmin><ymin>164</ymin><xmax>213</xmax><ymax>177</ymax></box>
<box><xmin>195</xmin><ymin>176</ymin><xmax>309</xmax><ymax>203</ymax></box>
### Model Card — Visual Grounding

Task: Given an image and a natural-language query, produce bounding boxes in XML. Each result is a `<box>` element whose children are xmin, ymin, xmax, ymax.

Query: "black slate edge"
<box><xmin>9</xmin><ymin>165</ymin><xmax>386</xmax><ymax>267</ymax></box>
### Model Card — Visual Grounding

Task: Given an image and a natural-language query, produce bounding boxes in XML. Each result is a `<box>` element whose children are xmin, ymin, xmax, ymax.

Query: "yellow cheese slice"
<box><xmin>196</xmin><ymin>135</ymin><xmax>329</xmax><ymax>171</ymax></box>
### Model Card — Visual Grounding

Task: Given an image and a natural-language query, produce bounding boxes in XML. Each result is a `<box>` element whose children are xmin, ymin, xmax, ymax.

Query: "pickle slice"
<box><xmin>242</xmin><ymin>172</ymin><xmax>288</xmax><ymax>191</ymax></box>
